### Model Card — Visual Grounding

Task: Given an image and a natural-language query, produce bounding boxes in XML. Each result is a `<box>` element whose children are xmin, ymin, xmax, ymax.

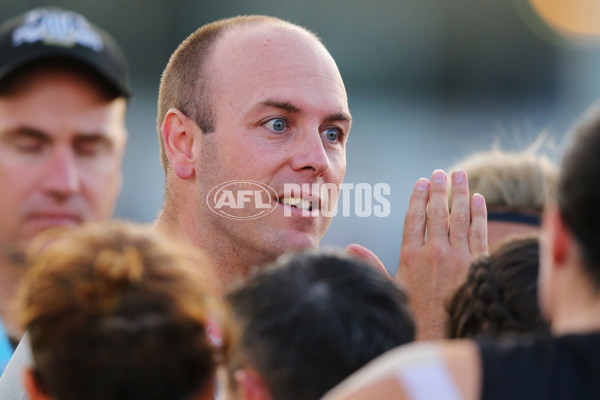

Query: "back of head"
<box><xmin>20</xmin><ymin>222</ymin><xmax>226</xmax><ymax>400</ymax></box>
<box><xmin>450</xmin><ymin>143</ymin><xmax>558</xmax><ymax>216</ymax></box>
<box><xmin>226</xmin><ymin>250</ymin><xmax>415</xmax><ymax>400</ymax></box>
<box><xmin>447</xmin><ymin>236</ymin><xmax>549</xmax><ymax>338</ymax></box>
<box><xmin>559</xmin><ymin>104</ymin><xmax>600</xmax><ymax>288</ymax></box>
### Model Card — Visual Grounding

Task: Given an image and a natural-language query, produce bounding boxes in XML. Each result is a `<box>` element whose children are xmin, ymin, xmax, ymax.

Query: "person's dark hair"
<box><xmin>558</xmin><ymin>104</ymin><xmax>600</xmax><ymax>289</ymax></box>
<box><xmin>20</xmin><ymin>222</ymin><xmax>229</xmax><ymax>400</ymax></box>
<box><xmin>226</xmin><ymin>249</ymin><xmax>415</xmax><ymax>400</ymax></box>
<box><xmin>447</xmin><ymin>236</ymin><xmax>549</xmax><ymax>339</ymax></box>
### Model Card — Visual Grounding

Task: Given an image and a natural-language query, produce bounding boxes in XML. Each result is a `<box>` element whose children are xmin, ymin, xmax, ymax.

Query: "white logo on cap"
<box><xmin>12</xmin><ymin>9</ymin><xmax>103</xmax><ymax>51</ymax></box>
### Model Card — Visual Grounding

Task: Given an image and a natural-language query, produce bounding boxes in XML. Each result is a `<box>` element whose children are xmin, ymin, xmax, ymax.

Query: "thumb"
<box><xmin>346</xmin><ymin>244</ymin><xmax>392</xmax><ymax>280</ymax></box>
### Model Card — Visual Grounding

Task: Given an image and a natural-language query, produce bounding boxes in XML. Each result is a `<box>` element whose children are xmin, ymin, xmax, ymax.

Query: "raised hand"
<box><xmin>396</xmin><ymin>169</ymin><xmax>487</xmax><ymax>340</ymax></box>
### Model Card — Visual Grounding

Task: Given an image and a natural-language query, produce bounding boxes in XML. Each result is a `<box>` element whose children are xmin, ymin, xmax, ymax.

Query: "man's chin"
<box><xmin>25</xmin><ymin>216</ymin><xmax>82</xmax><ymax>232</ymax></box>
<box><xmin>9</xmin><ymin>224</ymin><xmax>78</xmax><ymax>262</ymax></box>
<box><xmin>0</xmin><ymin>241</ymin><xmax>26</xmax><ymax>266</ymax></box>
<box><xmin>267</xmin><ymin>210</ymin><xmax>329</xmax><ymax>249</ymax></box>
<box><xmin>267</xmin><ymin>230</ymin><xmax>322</xmax><ymax>256</ymax></box>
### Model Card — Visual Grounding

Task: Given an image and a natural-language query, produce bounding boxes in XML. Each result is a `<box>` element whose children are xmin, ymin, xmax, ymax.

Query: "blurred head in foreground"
<box><xmin>19</xmin><ymin>222</ymin><xmax>228</xmax><ymax>400</ymax></box>
<box><xmin>224</xmin><ymin>249</ymin><xmax>415</xmax><ymax>400</ymax></box>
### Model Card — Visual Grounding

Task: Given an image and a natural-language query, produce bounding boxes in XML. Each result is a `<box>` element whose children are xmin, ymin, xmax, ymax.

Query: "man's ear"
<box><xmin>161</xmin><ymin>108</ymin><xmax>198</xmax><ymax>180</ymax></box>
<box><xmin>549</xmin><ymin>205</ymin><xmax>572</xmax><ymax>268</ymax></box>
<box><xmin>23</xmin><ymin>368</ymin><xmax>53</xmax><ymax>400</ymax></box>
<box><xmin>234</xmin><ymin>368</ymin><xmax>273</xmax><ymax>400</ymax></box>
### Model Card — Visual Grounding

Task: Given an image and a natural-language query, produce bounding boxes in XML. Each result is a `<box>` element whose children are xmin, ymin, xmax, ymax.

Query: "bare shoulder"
<box><xmin>439</xmin><ymin>340</ymin><xmax>482</xmax><ymax>400</ymax></box>
<box><xmin>322</xmin><ymin>341</ymin><xmax>481</xmax><ymax>400</ymax></box>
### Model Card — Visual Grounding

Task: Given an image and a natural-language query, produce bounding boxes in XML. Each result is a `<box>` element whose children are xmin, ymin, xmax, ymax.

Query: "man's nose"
<box><xmin>290</xmin><ymin>129</ymin><xmax>330</xmax><ymax>177</ymax></box>
<box><xmin>42</xmin><ymin>148</ymin><xmax>80</xmax><ymax>199</ymax></box>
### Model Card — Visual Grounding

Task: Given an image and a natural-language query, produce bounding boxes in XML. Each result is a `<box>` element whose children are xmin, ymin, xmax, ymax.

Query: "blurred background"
<box><xmin>3</xmin><ymin>0</ymin><xmax>600</xmax><ymax>273</ymax></box>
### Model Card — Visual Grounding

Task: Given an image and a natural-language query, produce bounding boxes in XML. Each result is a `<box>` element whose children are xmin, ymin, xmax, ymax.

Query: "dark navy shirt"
<box><xmin>479</xmin><ymin>332</ymin><xmax>600</xmax><ymax>400</ymax></box>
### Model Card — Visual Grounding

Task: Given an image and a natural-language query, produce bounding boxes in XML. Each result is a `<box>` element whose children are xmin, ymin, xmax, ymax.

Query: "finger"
<box><xmin>449</xmin><ymin>170</ymin><xmax>470</xmax><ymax>249</ymax></box>
<box><xmin>401</xmin><ymin>178</ymin><xmax>430</xmax><ymax>248</ymax></box>
<box><xmin>469</xmin><ymin>193</ymin><xmax>488</xmax><ymax>255</ymax></box>
<box><xmin>425</xmin><ymin>169</ymin><xmax>450</xmax><ymax>241</ymax></box>
<box><xmin>346</xmin><ymin>244</ymin><xmax>392</xmax><ymax>280</ymax></box>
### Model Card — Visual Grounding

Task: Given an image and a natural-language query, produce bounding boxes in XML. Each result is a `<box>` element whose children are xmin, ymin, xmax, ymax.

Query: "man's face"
<box><xmin>195</xmin><ymin>25</ymin><xmax>351</xmax><ymax>260</ymax></box>
<box><xmin>0</xmin><ymin>67</ymin><xmax>126</xmax><ymax>254</ymax></box>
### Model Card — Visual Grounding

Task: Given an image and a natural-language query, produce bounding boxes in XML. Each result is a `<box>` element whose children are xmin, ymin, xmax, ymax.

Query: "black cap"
<box><xmin>0</xmin><ymin>7</ymin><xmax>131</xmax><ymax>97</ymax></box>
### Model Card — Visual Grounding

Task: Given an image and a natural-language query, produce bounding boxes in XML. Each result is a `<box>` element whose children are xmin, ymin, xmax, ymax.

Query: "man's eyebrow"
<box><xmin>261</xmin><ymin>100</ymin><xmax>301</xmax><ymax>113</ymax></box>
<box><xmin>1</xmin><ymin>127</ymin><xmax>49</xmax><ymax>141</ymax></box>
<box><xmin>73</xmin><ymin>133</ymin><xmax>112</xmax><ymax>141</ymax></box>
<box><xmin>324</xmin><ymin>112</ymin><xmax>352</xmax><ymax>126</ymax></box>
<box><xmin>73</xmin><ymin>133</ymin><xmax>114</xmax><ymax>147</ymax></box>
<box><xmin>1</xmin><ymin>128</ymin><xmax>114</xmax><ymax>146</ymax></box>
<box><xmin>251</xmin><ymin>100</ymin><xmax>352</xmax><ymax>125</ymax></box>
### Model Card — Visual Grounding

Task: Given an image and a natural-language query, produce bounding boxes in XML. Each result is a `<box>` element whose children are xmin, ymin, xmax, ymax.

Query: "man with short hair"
<box><xmin>152</xmin><ymin>14</ymin><xmax>485</xmax><ymax>302</ymax></box>
<box><xmin>0</xmin><ymin>5</ymin><xmax>129</xmax><ymax>378</ymax></box>
<box><xmin>154</xmin><ymin>16</ymin><xmax>351</xmax><ymax>284</ymax></box>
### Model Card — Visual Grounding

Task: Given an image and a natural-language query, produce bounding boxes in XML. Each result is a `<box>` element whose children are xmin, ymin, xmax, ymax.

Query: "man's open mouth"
<box><xmin>278</xmin><ymin>196</ymin><xmax>314</xmax><ymax>212</ymax></box>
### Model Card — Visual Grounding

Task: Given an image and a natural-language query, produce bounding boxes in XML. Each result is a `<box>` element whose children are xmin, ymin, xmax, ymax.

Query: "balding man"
<box><xmin>154</xmin><ymin>15</ymin><xmax>351</xmax><ymax>283</ymax></box>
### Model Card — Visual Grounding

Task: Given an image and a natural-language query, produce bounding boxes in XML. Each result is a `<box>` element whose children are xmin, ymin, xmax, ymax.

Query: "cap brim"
<box><xmin>0</xmin><ymin>47</ymin><xmax>130</xmax><ymax>97</ymax></box>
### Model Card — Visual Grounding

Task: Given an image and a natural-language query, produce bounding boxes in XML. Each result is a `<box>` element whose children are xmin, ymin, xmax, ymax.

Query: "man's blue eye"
<box><xmin>265</xmin><ymin>118</ymin><xmax>287</xmax><ymax>132</ymax></box>
<box><xmin>324</xmin><ymin>128</ymin><xmax>339</xmax><ymax>142</ymax></box>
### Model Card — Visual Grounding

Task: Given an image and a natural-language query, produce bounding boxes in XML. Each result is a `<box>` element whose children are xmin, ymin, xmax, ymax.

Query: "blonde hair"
<box><xmin>450</xmin><ymin>140</ymin><xmax>558</xmax><ymax>215</ymax></box>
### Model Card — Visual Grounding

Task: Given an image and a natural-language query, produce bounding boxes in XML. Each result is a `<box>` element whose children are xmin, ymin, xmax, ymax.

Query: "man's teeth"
<box><xmin>280</xmin><ymin>197</ymin><xmax>313</xmax><ymax>211</ymax></box>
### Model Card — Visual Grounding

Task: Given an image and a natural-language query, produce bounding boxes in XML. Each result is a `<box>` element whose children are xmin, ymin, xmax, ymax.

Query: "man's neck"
<box><xmin>551</xmin><ymin>299</ymin><xmax>600</xmax><ymax>336</ymax></box>
<box><xmin>551</xmin><ymin>262</ymin><xmax>600</xmax><ymax>336</ymax></box>
<box><xmin>0</xmin><ymin>254</ymin><xmax>24</xmax><ymax>341</ymax></box>
<box><xmin>154</xmin><ymin>208</ymin><xmax>276</xmax><ymax>288</ymax></box>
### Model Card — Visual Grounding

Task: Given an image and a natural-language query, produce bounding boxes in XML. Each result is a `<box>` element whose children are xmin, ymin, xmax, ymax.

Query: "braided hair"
<box><xmin>447</xmin><ymin>237</ymin><xmax>550</xmax><ymax>339</ymax></box>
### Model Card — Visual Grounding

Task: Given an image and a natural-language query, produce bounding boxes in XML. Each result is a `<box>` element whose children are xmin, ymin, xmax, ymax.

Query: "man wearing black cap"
<box><xmin>0</xmin><ymin>6</ymin><xmax>129</xmax><ymax>377</ymax></box>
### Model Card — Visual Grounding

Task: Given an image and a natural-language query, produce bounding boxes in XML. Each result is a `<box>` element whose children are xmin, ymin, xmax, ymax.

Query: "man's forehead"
<box><xmin>211</xmin><ymin>23</ymin><xmax>335</xmax><ymax>75</ymax></box>
<box><xmin>0</xmin><ymin>91</ymin><xmax>127</xmax><ymax>143</ymax></box>
<box><xmin>0</xmin><ymin>61</ymin><xmax>123</xmax><ymax>103</ymax></box>
<box><xmin>210</xmin><ymin>23</ymin><xmax>348</xmax><ymax>111</ymax></box>
<box><xmin>218</xmin><ymin>22</ymin><xmax>312</xmax><ymax>49</ymax></box>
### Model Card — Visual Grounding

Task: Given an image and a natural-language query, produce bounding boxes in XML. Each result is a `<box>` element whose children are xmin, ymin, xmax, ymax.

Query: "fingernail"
<box><xmin>416</xmin><ymin>179</ymin><xmax>429</xmax><ymax>191</ymax></box>
<box><xmin>432</xmin><ymin>170</ymin><xmax>446</xmax><ymax>183</ymax></box>
<box><xmin>347</xmin><ymin>245</ymin><xmax>365</xmax><ymax>256</ymax></box>
<box><xmin>453</xmin><ymin>170</ymin><xmax>464</xmax><ymax>184</ymax></box>
<box><xmin>473</xmin><ymin>193</ymin><xmax>483</xmax><ymax>207</ymax></box>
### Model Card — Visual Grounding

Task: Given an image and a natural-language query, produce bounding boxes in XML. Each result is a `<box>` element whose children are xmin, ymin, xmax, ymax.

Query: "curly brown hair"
<box><xmin>19</xmin><ymin>221</ymin><xmax>229</xmax><ymax>400</ymax></box>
